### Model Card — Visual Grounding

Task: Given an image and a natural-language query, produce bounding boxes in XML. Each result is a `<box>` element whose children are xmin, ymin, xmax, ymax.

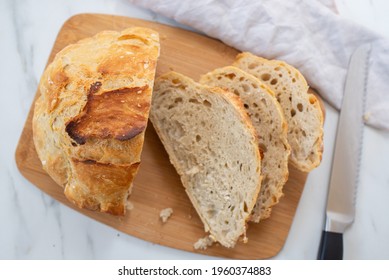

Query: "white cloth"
<box><xmin>129</xmin><ymin>0</ymin><xmax>389</xmax><ymax>130</ymax></box>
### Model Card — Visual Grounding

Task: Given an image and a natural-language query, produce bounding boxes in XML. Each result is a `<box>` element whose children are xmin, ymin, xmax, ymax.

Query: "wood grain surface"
<box><xmin>15</xmin><ymin>13</ymin><xmax>310</xmax><ymax>259</ymax></box>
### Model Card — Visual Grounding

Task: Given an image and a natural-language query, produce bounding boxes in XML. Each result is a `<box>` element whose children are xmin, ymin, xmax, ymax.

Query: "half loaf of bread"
<box><xmin>200</xmin><ymin>66</ymin><xmax>290</xmax><ymax>222</ymax></box>
<box><xmin>234</xmin><ymin>53</ymin><xmax>323</xmax><ymax>172</ymax></box>
<box><xmin>33</xmin><ymin>27</ymin><xmax>160</xmax><ymax>215</ymax></box>
<box><xmin>150</xmin><ymin>72</ymin><xmax>262</xmax><ymax>248</ymax></box>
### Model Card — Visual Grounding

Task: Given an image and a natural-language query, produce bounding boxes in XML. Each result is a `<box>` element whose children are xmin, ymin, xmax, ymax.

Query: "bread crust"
<box><xmin>33</xmin><ymin>27</ymin><xmax>160</xmax><ymax>215</ymax></box>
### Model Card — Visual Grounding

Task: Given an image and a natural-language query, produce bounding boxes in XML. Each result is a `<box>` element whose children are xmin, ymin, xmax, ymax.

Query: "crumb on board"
<box><xmin>193</xmin><ymin>235</ymin><xmax>215</xmax><ymax>250</ymax></box>
<box><xmin>126</xmin><ymin>201</ymin><xmax>134</xmax><ymax>211</ymax></box>
<box><xmin>160</xmin><ymin>208</ymin><xmax>173</xmax><ymax>223</ymax></box>
<box><xmin>363</xmin><ymin>112</ymin><xmax>371</xmax><ymax>122</ymax></box>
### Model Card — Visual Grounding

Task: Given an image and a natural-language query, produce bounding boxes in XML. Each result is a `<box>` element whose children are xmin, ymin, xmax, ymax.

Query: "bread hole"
<box><xmin>270</xmin><ymin>78</ymin><xmax>278</xmax><ymax>85</ymax></box>
<box><xmin>301</xmin><ymin>130</ymin><xmax>306</xmax><ymax>137</ymax></box>
<box><xmin>260</xmin><ymin>98</ymin><xmax>267</xmax><ymax>106</ymax></box>
<box><xmin>274</xmin><ymin>67</ymin><xmax>281</xmax><ymax>71</ymax></box>
<box><xmin>196</xmin><ymin>135</ymin><xmax>201</xmax><ymax>142</ymax></box>
<box><xmin>309</xmin><ymin>96</ymin><xmax>317</xmax><ymax>104</ymax></box>
<box><xmin>291</xmin><ymin>109</ymin><xmax>296</xmax><ymax>117</ymax></box>
<box><xmin>189</xmin><ymin>98</ymin><xmax>201</xmax><ymax>104</ymax></box>
<box><xmin>244</xmin><ymin>103</ymin><xmax>249</xmax><ymax>109</ymax></box>
<box><xmin>297</xmin><ymin>103</ymin><xmax>303</xmax><ymax>112</ymax></box>
<box><xmin>239</xmin><ymin>77</ymin><xmax>244</xmax><ymax>82</ymax></box>
<box><xmin>224</xmin><ymin>220</ymin><xmax>229</xmax><ymax>225</ymax></box>
<box><xmin>224</xmin><ymin>162</ymin><xmax>229</xmax><ymax>168</ymax></box>
<box><xmin>230</xmin><ymin>205</ymin><xmax>235</xmax><ymax>212</ymax></box>
<box><xmin>243</xmin><ymin>202</ymin><xmax>248</xmax><ymax>213</ymax></box>
<box><xmin>279</xmin><ymin>74</ymin><xmax>283</xmax><ymax>77</ymax></box>
<box><xmin>248</xmin><ymin>63</ymin><xmax>257</xmax><ymax>70</ymax></box>
<box><xmin>269</xmin><ymin>134</ymin><xmax>272</xmax><ymax>141</ymax></box>
<box><xmin>253</xmin><ymin>103</ymin><xmax>258</xmax><ymax>108</ymax></box>
<box><xmin>174</xmin><ymin>97</ymin><xmax>183</xmax><ymax>104</ymax></box>
<box><xmin>252</xmin><ymin>83</ymin><xmax>258</xmax><ymax>89</ymax></box>
<box><xmin>261</xmin><ymin>73</ymin><xmax>271</xmax><ymax>81</ymax></box>
<box><xmin>259</xmin><ymin>143</ymin><xmax>267</xmax><ymax>153</ymax></box>
<box><xmin>226</xmin><ymin>73</ymin><xmax>236</xmax><ymax>80</ymax></box>
<box><xmin>203</xmin><ymin>100</ymin><xmax>212</xmax><ymax>107</ymax></box>
<box><xmin>262</xmin><ymin>177</ymin><xmax>270</xmax><ymax>187</ymax></box>
<box><xmin>239</xmin><ymin>163</ymin><xmax>243</xmax><ymax>171</ymax></box>
<box><xmin>233</xmin><ymin>89</ymin><xmax>240</xmax><ymax>96</ymax></box>
<box><xmin>217</xmin><ymin>76</ymin><xmax>222</xmax><ymax>80</ymax></box>
<box><xmin>292</xmin><ymin>78</ymin><xmax>296</xmax><ymax>83</ymax></box>
<box><xmin>242</xmin><ymin>84</ymin><xmax>250</xmax><ymax>93</ymax></box>
<box><xmin>172</xmin><ymin>78</ymin><xmax>180</xmax><ymax>85</ymax></box>
<box><xmin>206</xmin><ymin>209</ymin><xmax>216</xmax><ymax>218</ymax></box>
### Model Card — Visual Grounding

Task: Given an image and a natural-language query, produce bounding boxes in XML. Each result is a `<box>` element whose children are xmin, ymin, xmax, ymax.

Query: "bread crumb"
<box><xmin>363</xmin><ymin>112</ymin><xmax>371</xmax><ymax>122</ymax></box>
<box><xmin>160</xmin><ymin>208</ymin><xmax>173</xmax><ymax>223</ymax></box>
<box><xmin>194</xmin><ymin>235</ymin><xmax>215</xmax><ymax>250</ymax></box>
<box><xmin>126</xmin><ymin>201</ymin><xmax>134</xmax><ymax>211</ymax></box>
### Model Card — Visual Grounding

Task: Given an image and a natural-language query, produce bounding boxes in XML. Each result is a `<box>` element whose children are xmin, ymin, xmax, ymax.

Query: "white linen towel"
<box><xmin>129</xmin><ymin>0</ymin><xmax>389</xmax><ymax>130</ymax></box>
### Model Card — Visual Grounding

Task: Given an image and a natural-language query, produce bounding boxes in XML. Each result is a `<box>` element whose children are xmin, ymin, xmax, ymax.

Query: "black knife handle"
<box><xmin>317</xmin><ymin>231</ymin><xmax>343</xmax><ymax>260</ymax></box>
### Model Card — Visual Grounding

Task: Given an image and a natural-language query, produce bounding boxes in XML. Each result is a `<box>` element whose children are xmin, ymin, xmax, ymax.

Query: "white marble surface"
<box><xmin>1</xmin><ymin>0</ymin><xmax>389</xmax><ymax>259</ymax></box>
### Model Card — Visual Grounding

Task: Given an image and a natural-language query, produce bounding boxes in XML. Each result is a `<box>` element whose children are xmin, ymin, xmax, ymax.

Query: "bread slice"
<box><xmin>233</xmin><ymin>53</ymin><xmax>324</xmax><ymax>172</ymax></box>
<box><xmin>33</xmin><ymin>27</ymin><xmax>160</xmax><ymax>215</ymax></box>
<box><xmin>150</xmin><ymin>72</ymin><xmax>262</xmax><ymax>248</ymax></box>
<box><xmin>200</xmin><ymin>66</ymin><xmax>290</xmax><ymax>222</ymax></box>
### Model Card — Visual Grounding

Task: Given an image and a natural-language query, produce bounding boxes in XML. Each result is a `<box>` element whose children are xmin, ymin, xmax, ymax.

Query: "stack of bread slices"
<box><xmin>150</xmin><ymin>52</ymin><xmax>324</xmax><ymax>249</ymax></box>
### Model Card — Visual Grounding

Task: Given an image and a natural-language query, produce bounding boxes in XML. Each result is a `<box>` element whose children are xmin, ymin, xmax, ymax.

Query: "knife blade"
<box><xmin>318</xmin><ymin>43</ymin><xmax>371</xmax><ymax>260</ymax></box>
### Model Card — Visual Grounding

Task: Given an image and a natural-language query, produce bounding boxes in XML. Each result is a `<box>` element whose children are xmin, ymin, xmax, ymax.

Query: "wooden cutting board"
<box><xmin>15</xmin><ymin>13</ymin><xmax>310</xmax><ymax>259</ymax></box>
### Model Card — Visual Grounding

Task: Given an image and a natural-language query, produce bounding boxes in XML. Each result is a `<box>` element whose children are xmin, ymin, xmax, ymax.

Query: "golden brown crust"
<box><xmin>32</xmin><ymin>27</ymin><xmax>160</xmax><ymax>215</ymax></box>
<box><xmin>65</xmin><ymin>160</ymin><xmax>140</xmax><ymax>215</ymax></box>
<box><xmin>65</xmin><ymin>85</ymin><xmax>150</xmax><ymax>144</ymax></box>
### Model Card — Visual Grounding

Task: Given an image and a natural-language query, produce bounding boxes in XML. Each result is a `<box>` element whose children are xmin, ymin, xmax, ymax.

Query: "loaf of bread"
<box><xmin>150</xmin><ymin>72</ymin><xmax>262</xmax><ymax>248</ymax></box>
<box><xmin>32</xmin><ymin>27</ymin><xmax>160</xmax><ymax>215</ymax></box>
<box><xmin>200</xmin><ymin>66</ymin><xmax>290</xmax><ymax>222</ymax></box>
<box><xmin>234</xmin><ymin>53</ymin><xmax>324</xmax><ymax>172</ymax></box>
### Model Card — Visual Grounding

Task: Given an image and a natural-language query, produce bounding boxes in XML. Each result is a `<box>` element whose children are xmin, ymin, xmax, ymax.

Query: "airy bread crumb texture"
<box><xmin>200</xmin><ymin>66</ymin><xmax>290</xmax><ymax>222</ymax></box>
<box><xmin>234</xmin><ymin>53</ymin><xmax>323</xmax><ymax>172</ymax></box>
<box><xmin>150</xmin><ymin>72</ymin><xmax>262</xmax><ymax>248</ymax></box>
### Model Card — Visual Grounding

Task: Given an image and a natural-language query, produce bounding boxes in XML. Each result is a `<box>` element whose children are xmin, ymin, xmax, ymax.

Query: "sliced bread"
<box><xmin>150</xmin><ymin>72</ymin><xmax>262</xmax><ymax>248</ymax></box>
<box><xmin>200</xmin><ymin>66</ymin><xmax>290</xmax><ymax>222</ymax></box>
<box><xmin>233</xmin><ymin>53</ymin><xmax>324</xmax><ymax>172</ymax></box>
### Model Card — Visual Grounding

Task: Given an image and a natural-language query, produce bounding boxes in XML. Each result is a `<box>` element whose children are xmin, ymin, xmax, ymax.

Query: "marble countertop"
<box><xmin>1</xmin><ymin>0</ymin><xmax>389</xmax><ymax>259</ymax></box>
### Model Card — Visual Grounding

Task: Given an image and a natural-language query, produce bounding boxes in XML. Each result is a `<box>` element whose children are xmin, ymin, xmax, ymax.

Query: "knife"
<box><xmin>318</xmin><ymin>44</ymin><xmax>371</xmax><ymax>260</ymax></box>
